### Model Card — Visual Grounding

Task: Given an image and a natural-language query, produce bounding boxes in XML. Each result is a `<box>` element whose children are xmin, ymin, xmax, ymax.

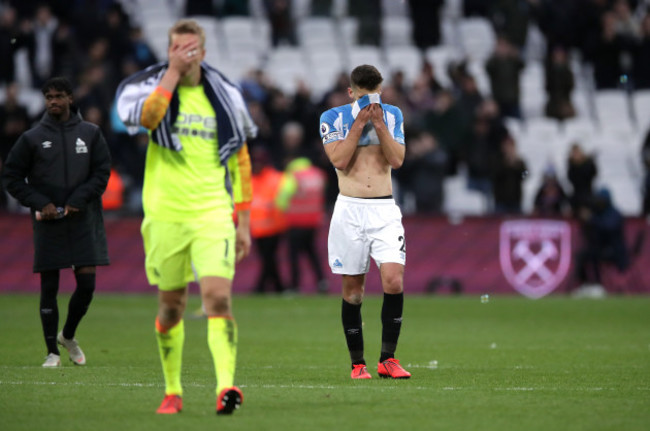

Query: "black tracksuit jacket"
<box><xmin>2</xmin><ymin>109</ymin><xmax>111</xmax><ymax>272</ymax></box>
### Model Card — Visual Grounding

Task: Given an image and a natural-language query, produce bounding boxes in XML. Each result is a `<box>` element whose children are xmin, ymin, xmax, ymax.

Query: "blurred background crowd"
<box><xmin>1</xmin><ymin>0</ymin><xmax>650</xmax><ymax>221</ymax></box>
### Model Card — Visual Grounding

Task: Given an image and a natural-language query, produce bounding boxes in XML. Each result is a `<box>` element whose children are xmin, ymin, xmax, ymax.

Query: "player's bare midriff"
<box><xmin>336</xmin><ymin>145</ymin><xmax>393</xmax><ymax>198</ymax></box>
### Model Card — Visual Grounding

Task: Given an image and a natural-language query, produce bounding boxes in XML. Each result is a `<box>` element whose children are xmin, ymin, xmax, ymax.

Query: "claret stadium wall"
<box><xmin>1</xmin><ymin>214</ymin><xmax>647</xmax><ymax>297</ymax></box>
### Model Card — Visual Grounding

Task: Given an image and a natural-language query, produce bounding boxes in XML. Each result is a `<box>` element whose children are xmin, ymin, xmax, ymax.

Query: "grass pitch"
<box><xmin>0</xmin><ymin>293</ymin><xmax>649</xmax><ymax>431</ymax></box>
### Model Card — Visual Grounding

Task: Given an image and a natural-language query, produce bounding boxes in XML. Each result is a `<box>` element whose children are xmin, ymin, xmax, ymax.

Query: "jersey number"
<box><xmin>398</xmin><ymin>235</ymin><xmax>406</xmax><ymax>252</ymax></box>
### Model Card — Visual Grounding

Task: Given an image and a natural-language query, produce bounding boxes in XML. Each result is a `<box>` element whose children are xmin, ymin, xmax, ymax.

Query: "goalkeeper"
<box><xmin>116</xmin><ymin>19</ymin><xmax>256</xmax><ymax>415</ymax></box>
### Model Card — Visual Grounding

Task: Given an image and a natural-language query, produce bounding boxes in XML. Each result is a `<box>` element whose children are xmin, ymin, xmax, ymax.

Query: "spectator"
<box><xmin>633</xmin><ymin>12</ymin><xmax>650</xmax><ymax>89</ymax></box>
<box><xmin>398</xmin><ymin>130</ymin><xmax>448</xmax><ymax>214</ymax></box>
<box><xmin>0</xmin><ymin>82</ymin><xmax>32</xmax><ymax>209</ymax></box>
<box><xmin>544</xmin><ymin>45</ymin><xmax>576</xmax><ymax>121</ymax></box>
<box><xmin>0</xmin><ymin>6</ymin><xmax>23</xmax><ymax>85</ymax></box>
<box><xmin>490</xmin><ymin>0</ymin><xmax>533</xmax><ymax>49</ymax></box>
<box><xmin>457</xmin><ymin>74</ymin><xmax>484</xmax><ymax>123</ymax></box>
<box><xmin>485</xmin><ymin>37</ymin><xmax>525</xmax><ymax>119</ymax></box>
<box><xmin>532</xmin><ymin>165</ymin><xmax>571</xmax><ymax>217</ymax></box>
<box><xmin>464</xmin><ymin>109</ymin><xmax>502</xmax><ymax>208</ymax></box>
<box><xmin>250</xmin><ymin>146</ymin><xmax>292</xmax><ymax>294</ymax></box>
<box><xmin>264</xmin><ymin>0</ymin><xmax>298</xmax><ymax>47</ymax></box>
<box><xmin>573</xmin><ymin>187</ymin><xmax>629</xmax><ymax>297</ymax></box>
<box><xmin>642</xmin><ymin>129</ymin><xmax>650</xmax><ymax>216</ymax></box>
<box><xmin>51</xmin><ymin>20</ymin><xmax>82</xmax><ymax>80</ymax></box>
<box><xmin>284</xmin><ymin>154</ymin><xmax>329</xmax><ymax>293</ymax></box>
<box><xmin>407</xmin><ymin>0</ymin><xmax>445</xmax><ymax>51</ymax></box>
<box><xmin>25</xmin><ymin>3</ymin><xmax>59</xmax><ymax>88</ymax></box>
<box><xmin>567</xmin><ymin>142</ymin><xmax>598</xmax><ymax>214</ymax></box>
<box><xmin>128</xmin><ymin>26</ymin><xmax>158</xmax><ymax>70</ymax></box>
<box><xmin>420</xmin><ymin>60</ymin><xmax>444</xmax><ymax>95</ymax></box>
<box><xmin>423</xmin><ymin>89</ymin><xmax>466</xmax><ymax>174</ymax></box>
<box><xmin>348</xmin><ymin>0</ymin><xmax>381</xmax><ymax>46</ymax></box>
<box><xmin>491</xmin><ymin>134</ymin><xmax>528</xmax><ymax>214</ymax></box>
<box><xmin>184</xmin><ymin>0</ymin><xmax>216</xmax><ymax>16</ymax></box>
<box><xmin>591</xmin><ymin>12</ymin><xmax>627</xmax><ymax>89</ymax></box>
<box><xmin>405</xmin><ymin>74</ymin><xmax>436</xmax><ymax>128</ymax></box>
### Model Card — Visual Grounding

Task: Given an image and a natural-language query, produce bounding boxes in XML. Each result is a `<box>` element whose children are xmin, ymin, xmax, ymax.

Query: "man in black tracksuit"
<box><xmin>2</xmin><ymin>77</ymin><xmax>111</xmax><ymax>367</ymax></box>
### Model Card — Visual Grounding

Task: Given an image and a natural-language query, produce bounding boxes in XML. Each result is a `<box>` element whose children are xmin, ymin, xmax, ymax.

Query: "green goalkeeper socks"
<box><xmin>208</xmin><ymin>316</ymin><xmax>238</xmax><ymax>395</ymax></box>
<box><xmin>156</xmin><ymin>318</ymin><xmax>184</xmax><ymax>396</ymax></box>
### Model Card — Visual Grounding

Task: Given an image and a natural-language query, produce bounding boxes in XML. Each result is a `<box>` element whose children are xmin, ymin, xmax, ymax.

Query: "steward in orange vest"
<box><xmin>249</xmin><ymin>147</ymin><xmax>292</xmax><ymax>293</ymax></box>
<box><xmin>284</xmin><ymin>157</ymin><xmax>327</xmax><ymax>228</ymax></box>
<box><xmin>284</xmin><ymin>157</ymin><xmax>328</xmax><ymax>293</ymax></box>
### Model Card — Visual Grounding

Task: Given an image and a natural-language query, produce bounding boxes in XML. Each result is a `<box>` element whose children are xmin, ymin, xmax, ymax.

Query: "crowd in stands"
<box><xmin>1</xmin><ymin>0</ymin><xmax>649</xmax><ymax>219</ymax></box>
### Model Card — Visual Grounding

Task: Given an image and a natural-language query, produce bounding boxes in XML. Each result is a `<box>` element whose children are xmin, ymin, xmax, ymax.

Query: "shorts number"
<box><xmin>398</xmin><ymin>235</ymin><xmax>406</xmax><ymax>252</ymax></box>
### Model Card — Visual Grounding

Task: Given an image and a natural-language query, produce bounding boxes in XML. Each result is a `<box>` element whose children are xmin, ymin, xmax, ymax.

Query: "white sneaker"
<box><xmin>42</xmin><ymin>353</ymin><xmax>61</xmax><ymax>368</ymax></box>
<box><xmin>57</xmin><ymin>331</ymin><xmax>86</xmax><ymax>365</ymax></box>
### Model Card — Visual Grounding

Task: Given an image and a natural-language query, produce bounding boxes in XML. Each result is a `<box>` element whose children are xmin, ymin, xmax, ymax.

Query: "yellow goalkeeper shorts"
<box><xmin>141</xmin><ymin>217</ymin><xmax>236</xmax><ymax>290</ymax></box>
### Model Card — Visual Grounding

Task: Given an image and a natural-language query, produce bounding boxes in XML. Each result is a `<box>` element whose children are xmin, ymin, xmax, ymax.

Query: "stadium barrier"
<box><xmin>0</xmin><ymin>214</ymin><xmax>647</xmax><ymax>296</ymax></box>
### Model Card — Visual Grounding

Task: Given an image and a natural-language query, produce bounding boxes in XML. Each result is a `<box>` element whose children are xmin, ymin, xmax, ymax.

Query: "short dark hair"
<box><xmin>350</xmin><ymin>65</ymin><xmax>383</xmax><ymax>91</ymax></box>
<box><xmin>41</xmin><ymin>77</ymin><xmax>73</xmax><ymax>96</ymax></box>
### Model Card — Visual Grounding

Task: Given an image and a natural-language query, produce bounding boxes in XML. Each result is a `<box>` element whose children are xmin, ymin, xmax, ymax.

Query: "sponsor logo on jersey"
<box><xmin>322</xmin><ymin>131</ymin><xmax>343</xmax><ymax>144</ymax></box>
<box><xmin>75</xmin><ymin>138</ymin><xmax>88</xmax><ymax>153</ymax></box>
<box><xmin>320</xmin><ymin>122</ymin><xmax>330</xmax><ymax>135</ymax></box>
<box><xmin>333</xmin><ymin>259</ymin><xmax>343</xmax><ymax>268</ymax></box>
<box><xmin>41</xmin><ymin>141</ymin><xmax>52</xmax><ymax>149</ymax></box>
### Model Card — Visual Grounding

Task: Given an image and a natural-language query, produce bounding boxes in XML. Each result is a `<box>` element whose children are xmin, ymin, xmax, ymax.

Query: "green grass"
<box><xmin>1</xmin><ymin>294</ymin><xmax>649</xmax><ymax>431</ymax></box>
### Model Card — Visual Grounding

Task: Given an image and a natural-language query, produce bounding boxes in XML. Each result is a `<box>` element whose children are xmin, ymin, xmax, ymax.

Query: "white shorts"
<box><xmin>328</xmin><ymin>195</ymin><xmax>406</xmax><ymax>275</ymax></box>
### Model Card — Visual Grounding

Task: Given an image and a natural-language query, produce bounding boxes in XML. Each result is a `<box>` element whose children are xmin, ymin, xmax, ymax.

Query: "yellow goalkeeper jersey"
<box><xmin>142</xmin><ymin>85</ymin><xmax>249</xmax><ymax>222</ymax></box>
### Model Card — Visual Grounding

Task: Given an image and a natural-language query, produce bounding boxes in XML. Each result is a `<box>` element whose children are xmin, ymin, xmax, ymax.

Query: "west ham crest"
<box><xmin>499</xmin><ymin>220</ymin><xmax>571</xmax><ymax>299</ymax></box>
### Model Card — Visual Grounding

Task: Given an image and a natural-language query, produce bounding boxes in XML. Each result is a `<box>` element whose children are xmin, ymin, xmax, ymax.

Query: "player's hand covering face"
<box><xmin>168</xmin><ymin>33</ymin><xmax>204</xmax><ymax>77</ymax></box>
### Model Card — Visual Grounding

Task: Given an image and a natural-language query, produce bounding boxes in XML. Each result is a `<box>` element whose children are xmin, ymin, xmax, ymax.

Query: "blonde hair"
<box><xmin>168</xmin><ymin>19</ymin><xmax>205</xmax><ymax>48</ymax></box>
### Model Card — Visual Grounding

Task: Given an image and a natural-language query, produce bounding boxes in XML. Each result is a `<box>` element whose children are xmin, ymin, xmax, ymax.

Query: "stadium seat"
<box><xmin>518</xmin><ymin>117</ymin><xmax>562</xmax><ymax>176</ymax></box>
<box><xmin>338</xmin><ymin>16</ymin><xmax>359</xmax><ymax>48</ymax></box>
<box><xmin>304</xmin><ymin>46</ymin><xmax>346</xmax><ymax>97</ymax></box>
<box><xmin>632</xmin><ymin>89</ymin><xmax>650</xmax><ymax>131</ymax></box>
<box><xmin>424</xmin><ymin>46</ymin><xmax>462</xmax><ymax>88</ymax></box>
<box><xmin>384</xmin><ymin>45</ymin><xmax>424</xmax><ymax>86</ymax></box>
<box><xmin>381</xmin><ymin>0</ymin><xmax>409</xmax><ymax>17</ymax></box>
<box><xmin>346</xmin><ymin>46</ymin><xmax>386</xmax><ymax>74</ymax></box>
<box><xmin>185</xmin><ymin>16</ymin><xmax>221</xmax><ymax>57</ymax></box>
<box><xmin>442</xmin><ymin>0</ymin><xmax>463</xmax><ymax>20</ymax></box>
<box><xmin>458</xmin><ymin>17</ymin><xmax>496</xmax><ymax>62</ymax></box>
<box><xmin>265</xmin><ymin>47</ymin><xmax>309</xmax><ymax>94</ymax></box>
<box><xmin>594</xmin><ymin>90</ymin><xmax>634</xmax><ymax>132</ymax></box>
<box><xmin>381</xmin><ymin>16</ymin><xmax>413</xmax><ymax>47</ymax></box>
<box><xmin>520</xmin><ymin>60</ymin><xmax>545</xmax><ymax>119</ymax></box>
<box><xmin>221</xmin><ymin>16</ymin><xmax>270</xmax><ymax>57</ymax></box>
<box><xmin>443</xmin><ymin>174</ymin><xmax>488</xmax><ymax>216</ymax></box>
<box><xmin>466</xmin><ymin>60</ymin><xmax>491</xmax><ymax>96</ymax></box>
<box><xmin>297</xmin><ymin>17</ymin><xmax>336</xmax><ymax>48</ymax></box>
<box><xmin>523</xmin><ymin>24</ymin><xmax>546</xmax><ymax>62</ymax></box>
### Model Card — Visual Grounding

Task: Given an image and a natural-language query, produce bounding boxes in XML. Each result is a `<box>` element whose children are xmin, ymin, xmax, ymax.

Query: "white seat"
<box><xmin>305</xmin><ymin>47</ymin><xmax>345</xmax><ymax>97</ymax></box>
<box><xmin>594</xmin><ymin>90</ymin><xmax>634</xmax><ymax>131</ymax></box>
<box><xmin>442</xmin><ymin>0</ymin><xmax>463</xmax><ymax>19</ymax></box>
<box><xmin>381</xmin><ymin>0</ymin><xmax>409</xmax><ymax>16</ymax></box>
<box><xmin>458</xmin><ymin>17</ymin><xmax>496</xmax><ymax>62</ymax></box>
<box><xmin>384</xmin><ymin>45</ymin><xmax>423</xmax><ymax>86</ymax></box>
<box><xmin>222</xmin><ymin>17</ymin><xmax>270</xmax><ymax>57</ymax></box>
<box><xmin>346</xmin><ymin>46</ymin><xmax>386</xmax><ymax>72</ymax></box>
<box><xmin>632</xmin><ymin>89</ymin><xmax>650</xmax><ymax>131</ymax></box>
<box><xmin>424</xmin><ymin>46</ymin><xmax>462</xmax><ymax>88</ymax></box>
<box><xmin>443</xmin><ymin>174</ymin><xmax>488</xmax><ymax>216</ymax></box>
<box><xmin>297</xmin><ymin>17</ymin><xmax>336</xmax><ymax>48</ymax></box>
<box><xmin>466</xmin><ymin>60</ymin><xmax>491</xmax><ymax>95</ymax></box>
<box><xmin>523</xmin><ymin>23</ymin><xmax>546</xmax><ymax>62</ymax></box>
<box><xmin>265</xmin><ymin>47</ymin><xmax>309</xmax><ymax>94</ymax></box>
<box><xmin>519</xmin><ymin>118</ymin><xmax>561</xmax><ymax>171</ymax></box>
<box><xmin>381</xmin><ymin>16</ymin><xmax>413</xmax><ymax>47</ymax></box>
<box><xmin>338</xmin><ymin>17</ymin><xmax>359</xmax><ymax>47</ymax></box>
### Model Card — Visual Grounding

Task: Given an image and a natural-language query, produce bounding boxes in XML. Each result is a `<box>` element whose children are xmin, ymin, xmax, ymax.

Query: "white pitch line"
<box><xmin>1</xmin><ymin>381</ymin><xmax>648</xmax><ymax>392</ymax></box>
